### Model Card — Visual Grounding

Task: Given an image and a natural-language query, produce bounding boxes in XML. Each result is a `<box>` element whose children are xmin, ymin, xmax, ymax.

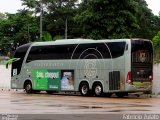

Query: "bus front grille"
<box><xmin>109</xmin><ymin>71</ymin><xmax>120</xmax><ymax>90</ymax></box>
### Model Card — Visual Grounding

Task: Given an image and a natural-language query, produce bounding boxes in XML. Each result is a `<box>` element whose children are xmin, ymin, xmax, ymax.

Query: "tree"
<box><xmin>75</xmin><ymin>0</ymin><xmax>139</xmax><ymax>39</ymax></box>
<box><xmin>153</xmin><ymin>31</ymin><xmax>160</xmax><ymax>48</ymax></box>
<box><xmin>152</xmin><ymin>31</ymin><xmax>160</xmax><ymax>63</ymax></box>
<box><xmin>21</xmin><ymin>0</ymin><xmax>79</xmax><ymax>39</ymax></box>
<box><xmin>0</xmin><ymin>10</ymin><xmax>39</xmax><ymax>54</ymax></box>
<box><xmin>0</xmin><ymin>12</ymin><xmax>6</xmax><ymax>21</ymax></box>
<box><xmin>132</xmin><ymin>0</ymin><xmax>160</xmax><ymax>40</ymax></box>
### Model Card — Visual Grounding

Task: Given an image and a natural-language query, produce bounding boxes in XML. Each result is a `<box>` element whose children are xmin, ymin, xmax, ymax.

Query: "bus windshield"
<box><xmin>11</xmin><ymin>43</ymin><xmax>31</xmax><ymax>76</ymax></box>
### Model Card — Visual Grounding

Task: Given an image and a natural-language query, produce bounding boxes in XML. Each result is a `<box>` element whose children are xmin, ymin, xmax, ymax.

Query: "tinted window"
<box><xmin>26</xmin><ymin>45</ymin><xmax>74</xmax><ymax>62</ymax></box>
<box><xmin>131</xmin><ymin>40</ymin><xmax>153</xmax><ymax>63</ymax></box>
<box><xmin>26</xmin><ymin>42</ymin><xmax>126</xmax><ymax>62</ymax></box>
<box><xmin>72</xmin><ymin>43</ymin><xmax>111</xmax><ymax>59</ymax></box>
<box><xmin>107</xmin><ymin>42</ymin><xmax>126</xmax><ymax>58</ymax></box>
<box><xmin>12</xmin><ymin>43</ymin><xmax>31</xmax><ymax>76</ymax></box>
<box><xmin>131</xmin><ymin>40</ymin><xmax>153</xmax><ymax>53</ymax></box>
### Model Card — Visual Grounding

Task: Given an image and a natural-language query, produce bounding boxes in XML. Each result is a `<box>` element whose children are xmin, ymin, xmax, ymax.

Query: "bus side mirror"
<box><xmin>5</xmin><ymin>58</ymin><xmax>20</xmax><ymax>69</ymax></box>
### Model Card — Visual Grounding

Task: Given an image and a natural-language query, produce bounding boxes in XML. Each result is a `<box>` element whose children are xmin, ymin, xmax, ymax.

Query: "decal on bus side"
<box><xmin>33</xmin><ymin>69</ymin><xmax>74</xmax><ymax>91</ymax></box>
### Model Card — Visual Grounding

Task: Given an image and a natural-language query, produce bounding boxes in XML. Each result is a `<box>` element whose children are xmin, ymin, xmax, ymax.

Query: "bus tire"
<box><xmin>33</xmin><ymin>90</ymin><xmax>40</xmax><ymax>94</ymax></box>
<box><xmin>46</xmin><ymin>91</ymin><xmax>54</xmax><ymax>94</ymax></box>
<box><xmin>79</xmin><ymin>82</ymin><xmax>90</xmax><ymax>96</ymax></box>
<box><xmin>115</xmin><ymin>92</ymin><xmax>127</xmax><ymax>98</ymax></box>
<box><xmin>105</xmin><ymin>93</ymin><xmax>113</xmax><ymax>97</ymax></box>
<box><xmin>93</xmin><ymin>83</ymin><xmax>103</xmax><ymax>97</ymax></box>
<box><xmin>24</xmin><ymin>81</ymin><xmax>33</xmax><ymax>94</ymax></box>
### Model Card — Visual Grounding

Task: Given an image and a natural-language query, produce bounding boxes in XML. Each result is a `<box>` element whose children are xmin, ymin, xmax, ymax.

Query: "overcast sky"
<box><xmin>145</xmin><ymin>0</ymin><xmax>160</xmax><ymax>15</ymax></box>
<box><xmin>0</xmin><ymin>0</ymin><xmax>23</xmax><ymax>14</ymax></box>
<box><xmin>0</xmin><ymin>0</ymin><xmax>159</xmax><ymax>15</ymax></box>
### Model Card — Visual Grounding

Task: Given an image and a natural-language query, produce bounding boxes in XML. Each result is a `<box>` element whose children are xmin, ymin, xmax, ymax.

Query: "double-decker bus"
<box><xmin>10</xmin><ymin>38</ymin><xmax>153</xmax><ymax>97</ymax></box>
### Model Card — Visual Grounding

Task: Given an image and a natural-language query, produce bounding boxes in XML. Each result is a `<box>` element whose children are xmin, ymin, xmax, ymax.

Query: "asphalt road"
<box><xmin>1</xmin><ymin>64</ymin><xmax>160</xmax><ymax>120</ymax></box>
<box><xmin>0</xmin><ymin>90</ymin><xmax>160</xmax><ymax>120</ymax></box>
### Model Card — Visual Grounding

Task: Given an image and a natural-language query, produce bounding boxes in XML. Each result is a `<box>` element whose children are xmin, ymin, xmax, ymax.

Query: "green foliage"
<box><xmin>22</xmin><ymin>0</ymin><xmax>37</xmax><ymax>8</ymax></box>
<box><xmin>53</xmin><ymin>35</ymin><xmax>64</xmax><ymax>41</ymax></box>
<box><xmin>43</xmin><ymin>32</ymin><xmax>52</xmax><ymax>41</ymax></box>
<box><xmin>75</xmin><ymin>0</ymin><xmax>139</xmax><ymax>39</ymax></box>
<box><xmin>0</xmin><ymin>0</ymin><xmax>160</xmax><ymax>55</ymax></box>
<box><xmin>42</xmin><ymin>32</ymin><xmax>53</xmax><ymax>41</ymax></box>
<box><xmin>0</xmin><ymin>13</ymin><xmax>6</xmax><ymax>21</ymax></box>
<box><xmin>153</xmin><ymin>31</ymin><xmax>160</xmax><ymax>48</ymax></box>
<box><xmin>21</xmin><ymin>0</ymin><xmax>79</xmax><ymax>38</ymax></box>
<box><xmin>0</xmin><ymin>10</ymin><xmax>39</xmax><ymax>54</ymax></box>
<box><xmin>132</xmin><ymin>0</ymin><xmax>160</xmax><ymax>40</ymax></box>
<box><xmin>152</xmin><ymin>31</ymin><xmax>160</xmax><ymax>63</ymax></box>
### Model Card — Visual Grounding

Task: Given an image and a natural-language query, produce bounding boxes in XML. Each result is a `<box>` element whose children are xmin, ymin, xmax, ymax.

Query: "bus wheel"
<box><xmin>24</xmin><ymin>82</ymin><xmax>33</xmax><ymax>94</ymax></box>
<box><xmin>105</xmin><ymin>93</ymin><xmax>113</xmax><ymax>97</ymax></box>
<box><xmin>79</xmin><ymin>82</ymin><xmax>90</xmax><ymax>96</ymax></box>
<box><xmin>115</xmin><ymin>92</ymin><xmax>125</xmax><ymax>98</ymax></box>
<box><xmin>33</xmin><ymin>90</ymin><xmax>40</xmax><ymax>94</ymax></box>
<box><xmin>93</xmin><ymin>83</ymin><xmax>103</xmax><ymax>97</ymax></box>
<box><xmin>46</xmin><ymin>91</ymin><xmax>54</xmax><ymax>94</ymax></box>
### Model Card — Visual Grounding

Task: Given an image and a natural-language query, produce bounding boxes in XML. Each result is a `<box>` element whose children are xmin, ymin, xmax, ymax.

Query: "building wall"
<box><xmin>0</xmin><ymin>65</ymin><xmax>11</xmax><ymax>89</ymax></box>
<box><xmin>153</xmin><ymin>64</ymin><xmax>160</xmax><ymax>94</ymax></box>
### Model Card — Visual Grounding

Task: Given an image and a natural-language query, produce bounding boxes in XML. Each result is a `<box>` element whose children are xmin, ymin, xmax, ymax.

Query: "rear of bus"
<box><xmin>126</xmin><ymin>39</ymin><xmax>153</xmax><ymax>94</ymax></box>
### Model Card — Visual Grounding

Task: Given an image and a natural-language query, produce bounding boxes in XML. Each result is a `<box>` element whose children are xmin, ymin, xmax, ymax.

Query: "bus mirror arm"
<box><xmin>6</xmin><ymin>63</ymin><xmax>8</xmax><ymax>69</ymax></box>
<box><xmin>14</xmin><ymin>58</ymin><xmax>20</xmax><ymax>62</ymax></box>
<box><xmin>5</xmin><ymin>58</ymin><xmax>20</xmax><ymax>69</ymax></box>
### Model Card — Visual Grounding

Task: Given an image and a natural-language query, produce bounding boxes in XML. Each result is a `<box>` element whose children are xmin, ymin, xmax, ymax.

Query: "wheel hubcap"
<box><xmin>95</xmin><ymin>85</ymin><xmax>102</xmax><ymax>95</ymax></box>
<box><xmin>26</xmin><ymin>84</ymin><xmax>31</xmax><ymax>91</ymax></box>
<box><xmin>82</xmin><ymin>85</ymin><xmax>88</xmax><ymax>95</ymax></box>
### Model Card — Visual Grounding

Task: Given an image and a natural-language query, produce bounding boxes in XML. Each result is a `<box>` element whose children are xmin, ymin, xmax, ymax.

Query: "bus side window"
<box><xmin>107</xmin><ymin>42</ymin><xmax>126</xmax><ymax>58</ymax></box>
